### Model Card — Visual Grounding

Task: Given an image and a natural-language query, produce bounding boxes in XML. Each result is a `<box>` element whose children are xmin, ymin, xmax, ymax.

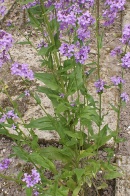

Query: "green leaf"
<box><xmin>33</xmin><ymin>92</ymin><xmax>41</xmax><ymax>104</ymax></box>
<box><xmin>110</xmin><ymin>103</ymin><xmax>119</xmax><ymax>113</ymax></box>
<box><xmin>17</xmin><ymin>171</ymin><xmax>23</xmax><ymax>182</ymax></box>
<box><xmin>79</xmin><ymin>149</ymin><xmax>96</xmax><ymax>160</ymax></box>
<box><xmin>64</xmin><ymin>130</ymin><xmax>82</xmax><ymax>139</ymax></box>
<box><xmin>61</xmin><ymin>170</ymin><xmax>74</xmax><ymax>179</ymax></box>
<box><xmin>40</xmin><ymin>146</ymin><xmax>74</xmax><ymax>163</ymax></box>
<box><xmin>54</xmin><ymin>32</ymin><xmax>61</xmax><ymax>49</ymax></box>
<box><xmin>104</xmin><ymin>171</ymin><xmax>122</xmax><ymax>180</ymax></box>
<box><xmin>97</xmin><ymin>182</ymin><xmax>108</xmax><ymax>190</ymax></box>
<box><xmin>67</xmin><ymin>64</ymin><xmax>83</xmax><ymax>95</ymax></box>
<box><xmin>35</xmin><ymin>73</ymin><xmax>59</xmax><ymax>90</ymax></box>
<box><xmin>26</xmin><ymin>188</ymin><xmax>33</xmax><ymax>196</ymax></box>
<box><xmin>12</xmin><ymin>146</ymin><xmax>28</xmax><ymax>161</ymax></box>
<box><xmin>72</xmin><ymin>185</ymin><xmax>81</xmax><ymax>196</ymax></box>
<box><xmin>29</xmin><ymin>152</ymin><xmax>56</xmax><ymax>173</ymax></box>
<box><xmin>86</xmin><ymin>94</ymin><xmax>96</xmax><ymax>107</ymax></box>
<box><xmin>56</xmin><ymin>103</ymin><xmax>68</xmax><ymax>114</ymax></box>
<box><xmin>38</xmin><ymin>45</ymin><xmax>55</xmax><ymax>56</ymax></box>
<box><xmin>75</xmin><ymin>64</ymin><xmax>83</xmax><ymax>88</ymax></box>
<box><xmin>74</xmin><ymin>168</ymin><xmax>84</xmax><ymax>182</ymax></box>
<box><xmin>37</xmin><ymin>86</ymin><xmax>59</xmax><ymax>107</ymax></box>
<box><xmin>25</xmin><ymin>116</ymin><xmax>54</xmax><ymax>130</ymax></box>
<box><xmin>16</xmin><ymin>41</ymin><xmax>31</xmax><ymax>45</ymax></box>
<box><xmin>50</xmin><ymin>18</ymin><xmax>59</xmax><ymax>33</ymax></box>
<box><xmin>85</xmin><ymin>62</ymin><xmax>97</xmax><ymax>66</ymax></box>
<box><xmin>98</xmin><ymin>33</ymin><xmax>104</xmax><ymax>49</ymax></box>
<box><xmin>80</xmin><ymin>106</ymin><xmax>100</xmax><ymax>126</ymax></box>
<box><xmin>20</xmin><ymin>0</ymin><xmax>34</xmax><ymax>5</ymax></box>
<box><xmin>28</xmin><ymin>10</ymin><xmax>40</xmax><ymax>27</ymax></box>
<box><xmin>58</xmin><ymin>186</ymin><xmax>69</xmax><ymax>196</ymax></box>
<box><xmin>67</xmin><ymin>179</ymin><xmax>77</xmax><ymax>191</ymax></box>
<box><xmin>0</xmin><ymin>128</ymin><xmax>9</xmax><ymax>135</ymax></box>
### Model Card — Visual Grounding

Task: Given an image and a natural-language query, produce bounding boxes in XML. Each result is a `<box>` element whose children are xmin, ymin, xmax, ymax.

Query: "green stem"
<box><xmin>96</xmin><ymin>0</ymin><xmax>102</xmax><ymax>131</ymax></box>
<box><xmin>0</xmin><ymin>173</ymin><xmax>23</xmax><ymax>184</ymax></box>
<box><xmin>39</xmin><ymin>0</ymin><xmax>60</xmax><ymax>68</ymax></box>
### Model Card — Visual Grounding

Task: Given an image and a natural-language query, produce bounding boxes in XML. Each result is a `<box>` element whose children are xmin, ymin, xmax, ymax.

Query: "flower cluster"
<box><xmin>94</xmin><ymin>79</ymin><xmax>106</xmax><ymax>93</ymax></box>
<box><xmin>111</xmin><ymin>76</ymin><xmax>125</xmax><ymax>85</ymax></box>
<box><xmin>22</xmin><ymin>169</ymin><xmax>41</xmax><ymax>187</ymax></box>
<box><xmin>121</xmin><ymin>25</ymin><xmax>130</xmax><ymax>45</ymax></box>
<box><xmin>0</xmin><ymin>158</ymin><xmax>11</xmax><ymax>170</ymax></box>
<box><xmin>11</xmin><ymin>62</ymin><xmax>34</xmax><ymax>80</ymax></box>
<box><xmin>121</xmin><ymin>52</ymin><xmax>130</xmax><ymax>69</ymax></box>
<box><xmin>103</xmin><ymin>0</ymin><xmax>126</xmax><ymax>26</ymax></box>
<box><xmin>0</xmin><ymin>110</ymin><xmax>18</xmax><ymax>123</ymax></box>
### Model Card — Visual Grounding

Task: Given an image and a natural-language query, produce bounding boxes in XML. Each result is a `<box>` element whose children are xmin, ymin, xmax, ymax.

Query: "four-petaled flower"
<box><xmin>121</xmin><ymin>92</ymin><xmax>129</xmax><ymax>103</ymax></box>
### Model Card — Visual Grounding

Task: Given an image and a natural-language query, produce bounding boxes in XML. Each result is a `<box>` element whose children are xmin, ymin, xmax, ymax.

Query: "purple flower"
<box><xmin>59</xmin><ymin>93</ymin><xmax>64</xmax><ymax>98</ymax></box>
<box><xmin>12</xmin><ymin>124</ymin><xmax>16</xmax><ymax>130</ymax></box>
<box><xmin>0</xmin><ymin>114</ymin><xmax>7</xmax><ymax>123</ymax></box>
<box><xmin>84</xmin><ymin>71</ymin><xmax>89</xmax><ymax>75</ymax></box>
<box><xmin>121</xmin><ymin>52</ymin><xmax>130</xmax><ymax>68</ymax></box>
<box><xmin>11</xmin><ymin>62</ymin><xmax>34</xmax><ymax>80</ymax></box>
<box><xmin>70</xmin><ymin>101</ymin><xmax>76</xmax><ymax>107</ymax></box>
<box><xmin>111</xmin><ymin>76</ymin><xmax>125</xmax><ymax>85</ymax></box>
<box><xmin>77</xmin><ymin>28</ymin><xmax>90</xmax><ymax>42</ymax></box>
<box><xmin>105</xmin><ymin>0</ymin><xmax>126</xmax><ymax>11</ymax></box>
<box><xmin>22</xmin><ymin>169</ymin><xmax>41</xmax><ymax>188</ymax></box>
<box><xmin>24</xmin><ymin>90</ymin><xmax>30</xmax><ymax>96</ymax></box>
<box><xmin>94</xmin><ymin>79</ymin><xmax>106</xmax><ymax>93</ymax></box>
<box><xmin>7</xmin><ymin>21</ymin><xmax>12</xmax><ymax>27</ymax></box>
<box><xmin>121</xmin><ymin>24</ymin><xmax>130</xmax><ymax>45</ymax></box>
<box><xmin>22</xmin><ymin>0</ymin><xmax>39</xmax><ymax>9</ymax></box>
<box><xmin>110</xmin><ymin>47</ymin><xmax>122</xmax><ymax>56</ymax></box>
<box><xmin>121</xmin><ymin>92</ymin><xmax>129</xmax><ymax>103</ymax></box>
<box><xmin>103</xmin><ymin>0</ymin><xmax>126</xmax><ymax>26</ymax></box>
<box><xmin>59</xmin><ymin>43</ymin><xmax>74</xmax><ymax>58</ymax></box>
<box><xmin>74</xmin><ymin>46</ymin><xmax>90</xmax><ymax>64</ymax></box>
<box><xmin>0</xmin><ymin>110</ymin><xmax>18</xmax><ymax>123</ymax></box>
<box><xmin>37</xmin><ymin>41</ymin><xmax>48</xmax><ymax>49</ymax></box>
<box><xmin>77</xmin><ymin>0</ymin><xmax>95</xmax><ymax>8</ymax></box>
<box><xmin>78</xmin><ymin>11</ymin><xmax>95</xmax><ymax>29</ymax></box>
<box><xmin>0</xmin><ymin>158</ymin><xmax>11</xmax><ymax>170</ymax></box>
<box><xmin>0</xmin><ymin>30</ymin><xmax>13</xmax><ymax>51</ymax></box>
<box><xmin>0</xmin><ymin>50</ymin><xmax>10</xmax><ymax>68</ymax></box>
<box><xmin>0</xmin><ymin>5</ymin><xmax>6</xmax><ymax>16</ymax></box>
<box><xmin>33</xmin><ymin>190</ymin><xmax>39</xmax><ymax>196</ymax></box>
<box><xmin>57</xmin><ymin>9</ymin><xmax>76</xmax><ymax>30</ymax></box>
<box><xmin>6</xmin><ymin>110</ymin><xmax>18</xmax><ymax>119</ymax></box>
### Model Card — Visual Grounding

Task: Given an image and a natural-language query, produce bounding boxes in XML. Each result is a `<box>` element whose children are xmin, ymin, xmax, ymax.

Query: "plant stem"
<box><xmin>0</xmin><ymin>173</ymin><xmax>23</xmax><ymax>184</ymax></box>
<box><xmin>96</xmin><ymin>0</ymin><xmax>102</xmax><ymax>132</ymax></box>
